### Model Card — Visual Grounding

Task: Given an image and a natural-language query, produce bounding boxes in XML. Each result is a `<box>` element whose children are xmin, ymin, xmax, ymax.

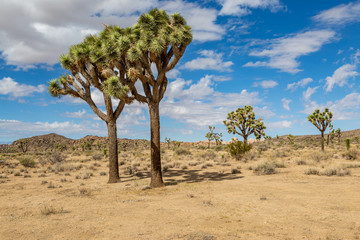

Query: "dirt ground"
<box><xmin>1</xmin><ymin>144</ymin><xmax>360</xmax><ymax>240</ymax></box>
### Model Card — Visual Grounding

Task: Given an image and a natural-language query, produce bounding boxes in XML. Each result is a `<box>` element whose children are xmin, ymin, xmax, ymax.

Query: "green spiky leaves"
<box><xmin>223</xmin><ymin>105</ymin><xmax>266</xmax><ymax>142</ymax></box>
<box><xmin>48</xmin><ymin>75</ymin><xmax>67</xmax><ymax>98</ymax></box>
<box><xmin>308</xmin><ymin>108</ymin><xmax>333</xmax><ymax>132</ymax></box>
<box><xmin>103</xmin><ymin>76</ymin><xmax>130</xmax><ymax>99</ymax></box>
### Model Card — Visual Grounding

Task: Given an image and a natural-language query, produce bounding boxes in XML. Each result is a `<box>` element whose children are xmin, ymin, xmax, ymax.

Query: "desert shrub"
<box><xmin>100</xmin><ymin>171</ymin><xmax>107</xmax><ymax>176</ymax></box>
<box><xmin>320</xmin><ymin>167</ymin><xmax>351</xmax><ymax>176</ymax></box>
<box><xmin>18</xmin><ymin>157</ymin><xmax>36</xmax><ymax>168</ymax></box>
<box><xmin>78</xmin><ymin>187</ymin><xmax>92</xmax><ymax>196</ymax></box>
<box><xmin>345</xmin><ymin>138</ymin><xmax>351</xmax><ymax>150</ymax></box>
<box><xmin>253</xmin><ymin>162</ymin><xmax>277</xmax><ymax>175</ymax></box>
<box><xmin>305</xmin><ymin>168</ymin><xmax>319</xmax><ymax>175</ymax></box>
<box><xmin>198</xmin><ymin>145</ymin><xmax>207</xmax><ymax>150</ymax></box>
<box><xmin>343</xmin><ymin>149</ymin><xmax>358</xmax><ymax>160</ymax></box>
<box><xmin>257</xmin><ymin>144</ymin><xmax>269</xmax><ymax>154</ymax></box>
<box><xmin>231</xmin><ymin>168</ymin><xmax>241</xmax><ymax>174</ymax></box>
<box><xmin>92</xmin><ymin>153</ymin><xmax>103</xmax><ymax>160</ymax></box>
<box><xmin>40</xmin><ymin>205</ymin><xmax>64</xmax><ymax>216</ymax></box>
<box><xmin>49</xmin><ymin>152</ymin><xmax>65</xmax><ymax>164</ymax></box>
<box><xmin>296</xmin><ymin>160</ymin><xmax>307</xmax><ymax>165</ymax></box>
<box><xmin>200</xmin><ymin>150</ymin><xmax>216</xmax><ymax>159</ymax></box>
<box><xmin>226</xmin><ymin>141</ymin><xmax>252</xmax><ymax>160</ymax></box>
<box><xmin>214</xmin><ymin>145</ymin><xmax>224</xmax><ymax>151</ymax></box>
<box><xmin>243</xmin><ymin>150</ymin><xmax>256</xmax><ymax>162</ymax></box>
<box><xmin>311</xmin><ymin>152</ymin><xmax>329</xmax><ymax>162</ymax></box>
<box><xmin>175</xmin><ymin>148</ymin><xmax>192</xmax><ymax>156</ymax></box>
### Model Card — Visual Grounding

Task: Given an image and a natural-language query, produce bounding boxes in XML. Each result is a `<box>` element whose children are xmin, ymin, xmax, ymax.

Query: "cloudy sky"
<box><xmin>1</xmin><ymin>0</ymin><xmax>360</xmax><ymax>143</ymax></box>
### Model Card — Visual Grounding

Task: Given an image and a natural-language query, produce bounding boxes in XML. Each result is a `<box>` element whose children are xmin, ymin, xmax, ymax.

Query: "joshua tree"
<box><xmin>206</xmin><ymin>126</ymin><xmax>223</xmax><ymax>148</ymax></box>
<box><xmin>164</xmin><ymin>137</ymin><xmax>171</xmax><ymax>149</ymax></box>
<box><xmin>104</xmin><ymin>9</ymin><xmax>192</xmax><ymax>187</ymax></box>
<box><xmin>224</xmin><ymin>105</ymin><xmax>266</xmax><ymax>145</ymax></box>
<box><xmin>287</xmin><ymin>134</ymin><xmax>295</xmax><ymax>145</ymax></box>
<box><xmin>17</xmin><ymin>138</ymin><xmax>30</xmax><ymax>153</ymax></box>
<box><xmin>205</xmin><ymin>126</ymin><xmax>215</xmax><ymax>148</ymax></box>
<box><xmin>307</xmin><ymin>108</ymin><xmax>333</xmax><ymax>152</ymax></box>
<box><xmin>335</xmin><ymin>128</ymin><xmax>341</xmax><ymax>143</ymax></box>
<box><xmin>48</xmin><ymin>27</ymin><xmax>133</xmax><ymax>183</ymax></box>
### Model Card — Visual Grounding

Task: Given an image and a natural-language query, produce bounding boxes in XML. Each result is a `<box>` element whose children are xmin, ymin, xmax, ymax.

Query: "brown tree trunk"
<box><xmin>243</xmin><ymin>136</ymin><xmax>248</xmax><ymax>145</ymax></box>
<box><xmin>208</xmin><ymin>140</ymin><xmax>210</xmax><ymax>149</ymax></box>
<box><xmin>149</xmin><ymin>103</ymin><xmax>164</xmax><ymax>188</ymax></box>
<box><xmin>321</xmin><ymin>131</ymin><xmax>325</xmax><ymax>152</ymax></box>
<box><xmin>107</xmin><ymin>121</ymin><xmax>120</xmax><ymax>183</ymax></box>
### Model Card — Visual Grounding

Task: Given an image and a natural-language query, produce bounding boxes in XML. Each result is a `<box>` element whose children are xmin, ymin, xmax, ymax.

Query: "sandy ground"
<box><xmin>1</xmin><ymin>147</ymin><xmax>360</xmax><ymax>240</ymax></box>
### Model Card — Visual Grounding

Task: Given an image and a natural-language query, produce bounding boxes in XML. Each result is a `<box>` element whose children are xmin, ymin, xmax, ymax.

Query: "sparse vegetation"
<box><xmin>226</xmin><ymin>140</ymin><xmax>252</xmax><ymax>160</ymax></box>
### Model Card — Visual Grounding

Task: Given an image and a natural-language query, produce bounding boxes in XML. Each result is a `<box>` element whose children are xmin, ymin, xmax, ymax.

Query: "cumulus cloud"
<box><xmin>243</xmin><ymin>30</ymin><xmax>336</xmax><ymax>73</ymax></box>
<box><xmin>217</xmin><ymin>0</ymin><xmax>284</xmax><ymax>16</ymax></box>
<box><xmin>161</xmin><ymin>75</ymin><xmax>263</xmax><ymax>126</ymax></box>
<box><xmin>182</xmin><ymin>50</ymin><xmax>234</xmax><ymax>72</ymax></box>
<box><xmin>302</xmin><ymin>86</ymin><xmax>319</xmax><ymax>101</ymax></box>
<box><xmin>267</xmin><ymin>120</ymin><xmax>293</xmax><ymax>129</ymax></box>
<box><xmin>287</xmin><ymin>77</ymin><xmax>313</xmax><ymax>92</ymax></box>
<box><xmin>0</xmin><ymin>0</ymin><xmax>224</xmax><ymax>68</ymax></box>
<box><xmin>0</xmin><ymin>77</ymin><xmax>46</xmax><ymax>98</ymax></box>
<box><xmin>253</xmin><ymin>80</ymin><xmax>278</xmax><ymax>88</ymax></box>
<box><xmin>324</xmin><ymin>64</ymin><xmax>358</xmax><ymax>92</ymax></box>
<box><xmin>302</xmin><ymin>93</ymin><xmax>360</xmax><ymax>120</ymax></box>
<box><xmin>281</xmin><ymin>98</ymin><xmax>291</xmax><ymax>111</ymax></box>
<box><xmin>313</xmin><ymin>1</ymin><xmax>360</xmax><ymax>25</ymax></box>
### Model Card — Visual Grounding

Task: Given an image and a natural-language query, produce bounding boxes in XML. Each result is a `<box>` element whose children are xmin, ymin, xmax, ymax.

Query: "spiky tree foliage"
<box><xmin>17</xmin><ymin>138</ymin><xmax>30</xmax><ymax>153</ymax></box>
<box><xmin>104</xmin><ymin>9</ymin><xmax>192</xmax><ymax>188</ymax></box>
<box><xmin>326</xmin><ymin>124</ymin><xmax>335</xmax><ymax>146</ymax></box>
<box><xmin>223</xmin><ymin>105</ymin><xmax>266</xmax><ymax>145</ymax></box>
<box><xmin>205</xmin><ymin>126</ymin><xmax>215</xmax><ymax>149</ymax></box>
<box><xmin>206</xmin><ymin>126</ymin><xmax>222</xmax><ymax>147</ymax></box>
<box><xmin>164</xmin><ymin>137</ymin><xmax>171</xmax><ymax>149</ymax></box>
<box><xmin>307</xmin><ymin>108</ymin><xmax>333</xmax><ymax>152</ymax></box>
<box><xmin>48</xmin><ymin>27</ymin><xmax>134</xmax><ymax>183</ymax></box>
<box><xmin>335</xmin><ymin>128</ymin><xmax>341</xmax><ymax>143</ymax></box>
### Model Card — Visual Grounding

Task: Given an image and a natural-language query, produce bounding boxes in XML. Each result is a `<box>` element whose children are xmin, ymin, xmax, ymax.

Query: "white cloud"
<box><xmin>161</xmin><ymin>75</ymin><xmax>263</xmax><ymax>126</ymax></box>
<box><xmin>0</xmin><ymin>77</ymin><xmax>46</xmax><ymax>98</ymax></box>
<box><xmin>267</xmin><ymin>120</ymin><xmax>293</xmax><ymax>129</ymax></box>
<box><xmin>182</xmin><ymin>50</ymin><xmax>234</xmax><ymax>72</ymax></box>
<box><xmin>243</xmin><ymin>30</ymin><xmax>336</xmax><ymax>73</ymax></box>
<box><xmin>254</xmin><ymin>80</ymin><xmax>278</xmax><ymax>88</ymax></box>
<box><xmin>303</xmin><ymin>86</ymin><xmax>319</xmax><ymax>101</ymax></box>
<box><xmin>324</xmin><ymin>64</ymin><xmax>358</xmax><ymax>92</ymax></box>
<box><xmin>313</xmin><ymin>1</ymin><xmax>360</xmax><ymax>25</ymax></box>
<box><xmin>281</xmin><ymin>98</ymin><xmax>291</xmax><ymax>111</ymax></box>
<box><xmin>218</xmin><ymin>0</ymin><xmax>284</xmax><ymax>16</ymax></box>
<box><xmin>287</xmin><ymin>77</ymin><xmax>313</xmax><ymax>91</ymax></box>
<box><xmin>302</xmin><ymin>93</ymin><xmax>360</xmax><ymax>120</ymax></box>
<box><xmin>0</xmin><ymin>0</ymin><xmax>224</xmax><ymax>68</ymax></box>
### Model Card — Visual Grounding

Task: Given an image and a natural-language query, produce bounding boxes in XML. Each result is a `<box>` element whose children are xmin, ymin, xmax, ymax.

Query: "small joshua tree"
<box><xmin>335</xmin><ymin>128</ymin><xmax>341</xmax><ymax>143</ymax></box>
<box><xmin>205</xmin><ymin>126</ymin><xmax>215</xmax><ymax>148</ymax></box>
<box><xmin>17</xmin><ymin>138</ymin><xmax>30</xmax><ymax>153</ymax></box>
<box><xmin>214</xmin><ymin>132</ymin><xmax>223</xmax><ymax>146</ymax></box>
<box><xmin>224</xmin><ymin>105</ymin><xmax>266</xmax><ymax>145</ymax></box>
<box><xmin>287</xmin><ymin>134</ymin><xmax>295</xmax><ymax>145</ymax></box>
<box><xmin>164</xmin><ymin>137</ymin><xmax>171</xmax><ymax>149</ymax></box>
<box><xmin>307</xmin><ymin>108</ymin><xmax>333</xmax><ymax>152</ymax></box>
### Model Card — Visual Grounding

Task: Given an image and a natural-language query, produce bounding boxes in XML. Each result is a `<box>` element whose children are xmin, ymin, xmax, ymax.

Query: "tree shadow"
<box><xmin>119</xmin><ymin>169</ymin><xmax>243</xmax><ymax>186</ymax></box>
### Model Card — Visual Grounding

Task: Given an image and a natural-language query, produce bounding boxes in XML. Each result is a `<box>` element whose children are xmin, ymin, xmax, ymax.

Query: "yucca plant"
<box><xmin>102</xmin><ymin>9</ymin><xmax>192</xmax><ymax>188</ymax></box>
<box><xmin>308</xmin><ymin>108</ymin><xmax>333</xmax><ymax>152</ymax></box>
<box><xmin>223</xmin><ymin>105</ymin><xmax>266</xmax><ymax>145</ymax></box>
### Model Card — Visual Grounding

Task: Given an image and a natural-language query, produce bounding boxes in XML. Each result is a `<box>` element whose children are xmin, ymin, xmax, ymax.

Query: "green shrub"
<box><xmin>175</xmin><ymin>148</ymin><xmax>192</xmax><ymax>156</ymax></box>
<box><xmin>226</xmin><ymin>141</ymin><xmax>252</xmax><ymax>160</ymax></box>
<box><xmin>253</xmin><ymin>162</ymin><xmax>277</xmax><ymax>175</ymax></box>
<box><xmin>18</xmin><ymin>157</ymin><xmax>36</xmax><ymax>168</ymax></box>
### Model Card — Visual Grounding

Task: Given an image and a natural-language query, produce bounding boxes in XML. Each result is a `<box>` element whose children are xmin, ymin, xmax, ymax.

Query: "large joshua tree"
<box><xmin>224</xmin><ymin>105</ymin><xmax>266</xmax><ymax>145</ymax></box>
<box><xmin>48</xmin><ymin>30</ymin><xmax>133</xmax><ymax>183</ymax></box>
<box><xmin>103</xmin><ymin>9</ymin><xmax>192</xmax><ymax>187</ymax></box>
<box><xmin>308</xmin><ymin>108</ymin><xmax>333</xmax><ymax>151</ymax></box>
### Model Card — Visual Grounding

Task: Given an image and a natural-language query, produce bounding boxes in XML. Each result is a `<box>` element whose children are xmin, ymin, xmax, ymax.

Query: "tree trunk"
<box><xmin>321</xmin><ymin>131</ymin><xmax>325</xmax><ymax>152</ymax></box>
<box><xmin>149</xmin><ymin>103</ymin><xmax>164</xmax><ymax>188</ymax></box>
<box><xmin>107</xmin><ymin>121</ymin><xmax>120</xmax><ymax>183</ymax></box>
<box><xmin>243</xmin><ymin>136</ymin><xmax>248</xmax><ymax>145</ymax></box>
<box><xmin>208</xmin><ymin>140</ymin><xmax>210</xmax><ymax>149</ymax></box>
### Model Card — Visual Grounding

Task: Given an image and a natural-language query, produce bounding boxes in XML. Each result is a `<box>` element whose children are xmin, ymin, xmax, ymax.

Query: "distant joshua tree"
<box><xmin>205</xmin><ymin>126</ymin><xmax>222</xmax><ymax>148</ymax></box>
<box><xmin>224</xmin><ymin>105</ymin><xmax>266</xmax><ymax>145</ymax></box>
<box><xmin>307</xmin><ymin>108</ymin><xmax>333</xmax><ymax>152</ymax></box>
<box><xmin>17</xmin><ymin>138</ymin><xmax>30</xmax><ymax>153</ymax></box>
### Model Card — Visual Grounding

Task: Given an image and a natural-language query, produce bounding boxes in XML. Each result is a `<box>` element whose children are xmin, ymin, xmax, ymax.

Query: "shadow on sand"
<box><xmin>119</xmin><ymin>169</ymin><xmax>243</xmax><ymax>186</ymax></box>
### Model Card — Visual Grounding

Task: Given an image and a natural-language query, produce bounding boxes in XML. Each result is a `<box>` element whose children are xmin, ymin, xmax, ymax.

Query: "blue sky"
<box><xmin>1</xmin><ymin>0</ymin><xmax>360</xmax><ymax>143</ymax></box>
